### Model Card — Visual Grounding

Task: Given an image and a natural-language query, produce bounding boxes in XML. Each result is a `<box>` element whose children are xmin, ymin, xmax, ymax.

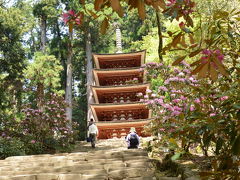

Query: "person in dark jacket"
<box><xmin>125</xmin><ymin>127</ymin><xmax>140</xmax><ymax>149</ymax></box>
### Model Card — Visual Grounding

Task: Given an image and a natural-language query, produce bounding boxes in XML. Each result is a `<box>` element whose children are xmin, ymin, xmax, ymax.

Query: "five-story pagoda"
<box><xmin>90</xmin><ymin>50</ymin><xmax>152</xmax><ymax>139</ymax></box>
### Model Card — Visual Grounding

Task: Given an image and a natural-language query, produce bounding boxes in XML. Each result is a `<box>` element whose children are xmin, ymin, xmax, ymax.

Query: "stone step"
<box><xmin>0</xmin><ymin>140</ymin><xmax>157</xmax><ymax>180</ymax></box>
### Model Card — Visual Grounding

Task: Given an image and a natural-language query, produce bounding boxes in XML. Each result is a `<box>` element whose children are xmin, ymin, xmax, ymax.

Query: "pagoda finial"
<box><xmin>114</xmin><ymin>22</ymin><xmax>122</xmax><ymax>53</ymax></box>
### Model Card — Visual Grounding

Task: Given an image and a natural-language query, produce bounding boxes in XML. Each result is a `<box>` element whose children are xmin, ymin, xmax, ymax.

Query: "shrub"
<box><xmin>20</xmin><ymin>94</ymin><xmax>78</xmax><ymax>154</ymax></box>
<box><xmin>0</xmin><ymin>137</ymin><xmax>25</xmax><ymax>159</ymax></box>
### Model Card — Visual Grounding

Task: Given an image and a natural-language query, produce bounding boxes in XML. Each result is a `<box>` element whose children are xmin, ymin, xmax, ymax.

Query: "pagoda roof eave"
<box><xmin>91</xmin><ymin>83</ymin><xmax>150</xmax><ymax>90</ymax></box>
<box><xmin>93</xmin><ymin>50</ymin><xmax>146</xmax><ymax>69</ymax></box>
<box><xmin>92</xmin><ymin>49</ymin><xmax>146</xmax><ymax>56</ymax></box>
<box><xmin>96</xmin><ymin>119</ymin><xmax>151</xmax><ymax>127</ymax></box>
<box><xmin>93</xmin><ymin>67</ymin><xmax>142</xmax><ymax>71</ymax></box>
<box><xmin>96</xmin><ymin>118</ymin><xmax>153</xmax><ymax>124</ymax></box>
<box><xmin>90</xmin><ymin>102</ymin><xmax>146</xmax><ymax>107</ymax></box>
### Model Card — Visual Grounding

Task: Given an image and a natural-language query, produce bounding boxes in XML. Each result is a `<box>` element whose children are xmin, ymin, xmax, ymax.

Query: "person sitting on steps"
<box><xmin>125</xmin><ymin>127</ymin><xmax>140</xmax><ymax>149</ymax></box>
<box><xmin>88</xmin><ymin>118</ymin><xmax>98</xmax><ymax>148</ymax></box>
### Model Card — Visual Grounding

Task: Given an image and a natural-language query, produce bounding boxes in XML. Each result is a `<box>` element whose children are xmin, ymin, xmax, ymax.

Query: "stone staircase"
<box><xmin>0</xmin><ymin>138</ymin><xmax>157</xmax><ymax>180</ymax></box>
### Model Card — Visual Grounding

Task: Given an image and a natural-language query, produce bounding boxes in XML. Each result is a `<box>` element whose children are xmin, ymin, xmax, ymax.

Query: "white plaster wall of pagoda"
<box><xmin>92</xmin><ymin>50</ymin><xmax>146</xmax><ymax>69</ymax></box>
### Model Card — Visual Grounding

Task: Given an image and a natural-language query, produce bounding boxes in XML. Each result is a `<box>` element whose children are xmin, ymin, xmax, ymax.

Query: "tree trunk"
<box><xmin>156</xmin><ymin>11</ymin><xmax>163</xmax><ymax>62</ymax></box>
<box><xmin>65</xmin><ymin>31</ymin><xmax>73</xmax><ymax>128</ymax></box>
<box><xmin>37</xmin><ymin>82</ymin><xmax>44</xmax><ymax>110</ymax></box>
<box><xmin>86</xmin><ymin>28</ymin><xmax>93</xmax><ymax>122</ymax></box>
<box><xmin>56</xmin><ymin>19</ymin><xmax>67</xmax><ymax>90</ymax></box>
<box><xmin>40</xmin><ymin>16</ymin><xmax>47</xmax><ymax>52</ymax></box>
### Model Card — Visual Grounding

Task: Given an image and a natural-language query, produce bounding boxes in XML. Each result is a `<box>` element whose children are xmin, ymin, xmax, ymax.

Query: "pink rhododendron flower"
<box><xmin>155</xmin><ymin>98</ymin><xmax>163</xmax><ymax>104</ymax></box>
<box><xmin>171</xmin><ymin>111</ymin><xmax>181</xmax><ymax>116</ymax></box>
<box><xmin>173</xmin><ymin>106</ymin><xmax>182</xmax><ymax>111</ymax></box>
<box><xmin>210</xmin><ymin>113</ymin><xmax>216</xmax><ymax>117</ymax></box>
<box><xmin>159</xmin><ymin>128</ymin><xmax>165</xmax><ymax>132</ymax></box>
<box><xmin>147</xmin><ymin>100</ymin><xmax>154</xmax><ymax>105</ymax></box>
<box><xmin>151</xmin><ymin>93</ymin><xmax>157</xmax><ymax>97</ymax></box>
<box><xmin>30</xmin><ymin>140</ymin><xmax>36</xmax><ymax>144</ymax></box>
<box><xmin>178</xmin><ymin>72</ymin><xmax>185</xmax><ymax>77</ymax></box>
<box><xmin>220</xmin><ymin>96</ymin><xmax>229</xmax><ymax>101</ymax></box>
<box><xmin>190</xmin><ymin>105</ymin><xmax>195</xmax><ymax>111</ymax></box>
<box><xmin>202</xmin><ymin>49</ymin><xmax>212</xmax><ymax>55</ymax></box>
<box><xmin>194</xmin><ymin>98</ymin><xmax>201</xmax><ymax>103</ymax></box>
<box><xmin>159</xmin><ymin>86</ymin><xmax>168</xmax><ymax>92</ymax></box>
<box><xmin>180</xmin><ymin>95</ymin><xmax>187</xmax><ymax>100</ymax></box>
<box><xmin>201</xmin><ymin>49</ymin><xmax>224</xmax><ymax>63</ymax></box>
<box><xmin>179</xmin><ymin>22</ymin><xmax>185</xmax><ymax>28</ymax></box>
<box><xmin>166</xmin><ymin>0</ymin><xmax>176</xmax><ymax>6</ymax></box>
<box><xmin>146</xmin><ymin>89</ymin><xmax>152</xmax><ymax>93</ymax></box>
<box><xmin>172</xmin><ymin>99</ymin><xmax>180</xmax><ymax>103</ymax></box>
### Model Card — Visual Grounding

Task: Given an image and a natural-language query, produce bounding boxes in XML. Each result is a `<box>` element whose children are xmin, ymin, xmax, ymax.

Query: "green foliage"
<box><xmin>0</xmin><ymin>137</ymin><xmax>25</xmax><ymax>159</ymax></box>
<box><xmin>0</xmin><ymin>6</ymin><xmax>26</xmax><ymax>112</ymax></box>
<box><xmin>33</xmin><ymin>0</ymin><xmax>58</xmax><ymax>18</ymax></box>
<box><xmin>24</xmin><ymin>51</ymin><xmax>63</xmax><ymax>94</ymax></box>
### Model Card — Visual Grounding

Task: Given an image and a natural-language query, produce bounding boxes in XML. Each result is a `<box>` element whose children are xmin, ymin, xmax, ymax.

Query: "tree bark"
<box><xmin>40</xmin><ymin>16</ymin><xmax>47</xmax><ymax>52</ymax></box>
<box><xmin>55</xmin><ymin>19</ymin><xmax>67</xmax><ymax>90</ymax></box>
<box><xmin>65</xmin><ymin>31</ymin><xmax>73</xmax><ymax>128</ymax></box>
<box><xmin>86</xmin><ymin>27</ymin><xmax>93</xmax><ymax>122</ymax></box>
<box><xmin>156</xmin><ymin>11</ymin><xmax>163</xmax><ymax>62</ymax></box>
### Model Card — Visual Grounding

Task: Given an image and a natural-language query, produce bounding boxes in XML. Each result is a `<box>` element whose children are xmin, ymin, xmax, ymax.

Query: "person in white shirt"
<box><xmin>88</xmin><ymin>119</ymin><xmax>98</xmax><ymax>148</ymax></box>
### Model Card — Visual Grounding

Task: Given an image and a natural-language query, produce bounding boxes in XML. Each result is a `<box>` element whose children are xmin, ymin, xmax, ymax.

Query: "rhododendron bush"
<box><xmin>0</xmin><ymin>94</ymin><xmax>79</xmax><ymax>157</ymax></box>
<box><xmin>141</xmin><ymin>60</ymin><xmax>240</xmax><ymax>178</ymax></box>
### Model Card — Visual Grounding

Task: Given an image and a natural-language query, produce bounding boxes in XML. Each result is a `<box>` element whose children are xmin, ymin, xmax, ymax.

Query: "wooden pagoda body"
<box><xmin>90</xmin><ymin>50</ymin><xmax>151</xmax><ymax>139</ymax></box>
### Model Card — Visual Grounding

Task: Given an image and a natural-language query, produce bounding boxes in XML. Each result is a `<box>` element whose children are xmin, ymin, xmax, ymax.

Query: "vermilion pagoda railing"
<box><xmin>99</xmin><ymin>59</ymin><xmax>140</xmax><ymax>69</ymax></box>
<box><xmin>97</xmin><ymin>108</ymin><xmax>149</xmax><ymax>122</ymax></box>
<box><xmin>99</xmin><ymin>74</ymin><xmax>143</xmax><ymax>86</ymax></box>
<box><xmin>99</xmin><ymin>91</ymin><xmax>145</xmax><ymax>103</ymax></box>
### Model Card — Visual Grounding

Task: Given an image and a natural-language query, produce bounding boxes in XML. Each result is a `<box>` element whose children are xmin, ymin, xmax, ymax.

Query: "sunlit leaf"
<box><xmin>189</xmin><ymin>49</ymin><xmax>202</xmax><ymax>57</ymax></box>
<box><xmin>212</xmin><ymin>58</ymin><xmax>228</xmax><ymax>77</ymax></box>
<box><xmin>94</xmin><ymin>0</ymin><xmax>104</xmax><ymax>11</ymax></box>
<box><xmin>88</xmin><ymin>10</ymin><xmax>99</xmax><ymax>19</ymax></box>
<box><xmin>79</xmin><ymin>0</ymin><xmax>85</xmax><ymax>5</ymax></box>
<box><xmin>110</xmin><ymin>0</ymin><xmax>123</xmax><ymax>17</ymax></box>
<box><xmin>172</xmin><ymin>32</ymin><xmax>182</xmax><ymax>47</ymax></box>
<box><xmin>190</xmin><ymin>60</ymin><xmax>202</xmax><ymax>67</ymax></box>
<box><xmin>152</xmin><ymin>0</ymin><xmax>166</xmax><ymax>10</ymax></box>
<box><xmin>189</xmin><ymin>34</ymin><xmax>194</xmax><ymax>44</ymax></box>
<box><xmin>172</xmin><ymin>55</ymin><xmax>186</xmax><ymax>66</ymax></box>
<box><xmin>198</xmin><ymin>63</ymin><xmax>209</xmax><ymax>78</ymax></box>
<box><xmin>191</xmin><ymin>63</ymin><xmax>206</xmax><ymax>75</ymax></box>
<box><xmin>129</xmin><ymin>0</ymin><xmax>138</xmax><ymax>9</ymax></box>
<box><xmin>100</xmin><ymin>17</ymin><xmax>109</xmax><ymax>34</ymax></box>
<box><xmin>171</xmin><ymin>152</ymin><xmax>181</xmax><ymax>161</ymax></box>
<box><xmin>137</xmin><ymin>0</ymin><xmax>146</xmax><ymax>20</ymax></box>
<box><xmin>209</xmin><ymin>64</ymin><xmax>218</xmax><ymax>81</ymax></box>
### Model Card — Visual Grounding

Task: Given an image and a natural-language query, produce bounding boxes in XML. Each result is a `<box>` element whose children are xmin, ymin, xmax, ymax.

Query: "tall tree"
<box><xmin>0</xmin><ymin>5</ymin><xmax>27</xmax><ymax>112</ymax></box>
<box><xmin>65</xmin><ymin>30</ymin><xmax>73</xmax><ymax>126</ymax></box>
